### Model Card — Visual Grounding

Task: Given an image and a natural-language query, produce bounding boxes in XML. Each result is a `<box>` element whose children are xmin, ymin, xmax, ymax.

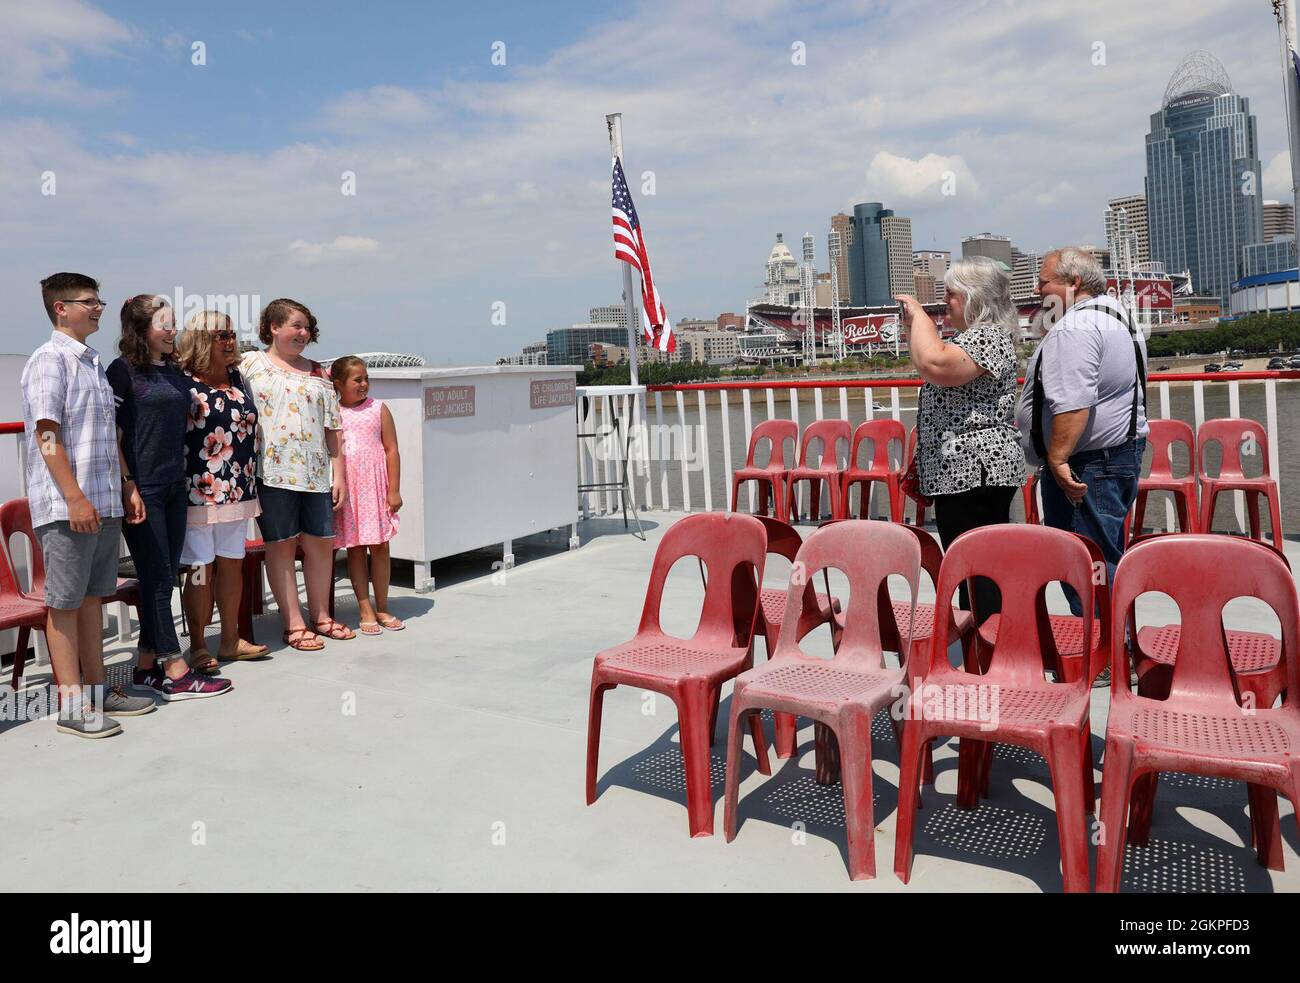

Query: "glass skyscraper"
<box><xmin>847</xmin><ymin>202</ymin><xmax>894</xmax><ymax>306</ymax></box>
<box><xmin>1145</xmin><ymin>51</ymin><xmax>1263</xmax><ymax>305</ymax></box>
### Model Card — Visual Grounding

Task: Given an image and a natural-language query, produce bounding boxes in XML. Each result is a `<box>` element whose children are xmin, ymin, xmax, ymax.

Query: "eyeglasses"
<box><xmin>63</xmin><ymin>298</ymin><xmax>106</xmax><ymax>309</ymax></box>
<box><xmin>213</xmin><ymin>331</ymin><xmax>238</xmax><ymax>342</ymax></box>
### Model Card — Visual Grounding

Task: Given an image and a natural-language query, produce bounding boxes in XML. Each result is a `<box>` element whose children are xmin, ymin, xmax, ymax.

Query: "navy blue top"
<box><xmin>106</xmin><ymin>357</ymin><xmax>189</xmax><ymax>489</ymax></box>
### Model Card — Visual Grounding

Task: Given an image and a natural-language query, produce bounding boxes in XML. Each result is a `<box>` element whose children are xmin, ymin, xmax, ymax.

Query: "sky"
<box><xmin>0</xmin><ymin>0</ymin><xmax>1291</xmax><ymax>364</ymax></box>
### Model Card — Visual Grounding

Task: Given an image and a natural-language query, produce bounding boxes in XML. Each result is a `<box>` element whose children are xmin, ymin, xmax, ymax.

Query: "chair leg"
<box><xmin>1131</xmin><ymin>489</ymin><xmax>1147</xmax><ymax>542</ymax></box>
<box><xmin>1096</xmin><ymin>738</ymin><xmax>1135</xmax><ymax>893</ymax></box>
<box><xmin>1048</xmin><ymin>728</ymin><xmax>1091</xmax><ymax>893</ymax></box>
<box><xmin>748</xmin><ymin>708</ymin><xmax>771</xmax><ymax>776</ymax></box>
<box><xmin>1247</xmin><ymin>782</ymin><xmax>1284</xmax><ymax>871</ymax></box>
<box><xmin>11</xmin><ymin>625</ymin><xmax>30</xmax><ymax>690</ymax></box>
<box><xmin>708</xmin><ymin>690</ymin><xmax>721</xmax><ymax>747</ymax></box>
<box><xmin>723</xmin><ymin>698</ymin><xmax>753</xmax><ymax>841</ymax></box>
<box><xmin>1269</xmin><ymin>488</ymin><xmax>1285</xmax><ymax>547</ymax></box>
<box><xmin>814</xmin><ymin>721</ymin><xmax>840</xmax><ymax>784</ymax></box>
<box><xmin>756</xmin><ymin>482</ymin><xmax>770</xmax><ymax>517</ymax></box>
<box><xmin>585</xmin><ymin>678</ymin><xmax>614</xmax><ymax>804</ymax></box>
<box><xmin>957</xmin><ymin>737</ymin><xmax>984</xmax><ymax>809</ymax></box>
<box><xmin>1174</xmin><ymin>490</ymin><xmax>1192</xmax><ymax>534</ymax></box>
<box><xmin>838</xmin><ymin>712</ymin><xmax>878</xmax><ymax>880</ymax></box>
<box><xmin>893</xmin><ymin>718</ymin><xmax>927</xmax><ymax>884</ymax></box>
<box><xmin>1200</xmin><ymin>488</ymin><xmax>1217</xmax><ymax>536</ymax></box>
<box><xmin>774</xmin><ymin>710</ymin><xmax>798</xmax><ymax>758</ymax></box>
<box><xmin>1080</xmin><ymin>723</ymin><xmax>1096</xmax><ymax>815</ymax></box>
<box><xmin>1247</xmin><ymin>491</ymin><xmax>1262</xmax><ymax>541</ymax></box>
<box><xmin>1128</xmin><ymin>772</ymin><xmax>1159</xmax><ymax>846</ymax></box>
<box><xmin>809</xmin><ymin>481</ymin><xmax>822</xmax><ymax>523</ymax></box>
<box><xmin>678</xmin><ymin>684</ymin><xmax>717</xmax><ymax>837</ymax></box>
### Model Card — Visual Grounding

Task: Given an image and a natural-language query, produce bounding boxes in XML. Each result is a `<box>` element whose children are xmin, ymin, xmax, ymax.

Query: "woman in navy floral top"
<box><xmin>175</xmin><ymin>311</ymin><xmax>267</xmax><ymax>671</ymax></box>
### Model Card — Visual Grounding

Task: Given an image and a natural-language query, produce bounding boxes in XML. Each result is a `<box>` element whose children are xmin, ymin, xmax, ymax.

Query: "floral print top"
<box><xmin>915</xmin><ymin>324</ymin><xmax>1027</xmax><ymax>497</ymax></box>
<box><xmin>184</xmin><ymin>369</ymin><xmax>262</xmax><ymax>525</ymax></box>
<box><xmin>239</xmin><ymin>349</ymin><xmax>342</xmax><ymax>494</ymax></box>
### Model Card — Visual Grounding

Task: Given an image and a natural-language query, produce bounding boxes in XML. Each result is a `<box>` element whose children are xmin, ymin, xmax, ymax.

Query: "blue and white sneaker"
<box><xmin>161</xmin><ymin>671</ymin><xmax>233</xmax><ymax>701</ymax></box>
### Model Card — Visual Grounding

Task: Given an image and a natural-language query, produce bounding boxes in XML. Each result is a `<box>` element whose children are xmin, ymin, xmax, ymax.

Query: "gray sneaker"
<box><xmin>56</xmin><ymin>708</ymin><xmax>123</xmax><ymax>740</ymax></box>
<box><xmin>99</xmin><ymin>684</ymin><xmax>157</xmax><ymax>717</ymax></box>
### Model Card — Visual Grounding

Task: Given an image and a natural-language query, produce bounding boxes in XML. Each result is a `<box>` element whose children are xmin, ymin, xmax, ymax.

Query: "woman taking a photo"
<box><xmin>900</xmin><ymin>256</ymin><xmax>1026</xmax><ymax>621</ymax></box>
<box><xmin>177</xmin><ymin>310</ymin><xmax>268</xmax><ymax>670</ymax></box>
<box><xmin>240</xmin><ymin>298</ymin><xmax>350</xmax><ymax>651</ymax></box>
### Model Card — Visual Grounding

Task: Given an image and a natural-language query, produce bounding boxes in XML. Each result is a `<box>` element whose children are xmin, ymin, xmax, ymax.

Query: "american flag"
<box><xmin>611</xmin><ymin>156</ymin><xmax>674</xmax><ymax>352</ymax></box>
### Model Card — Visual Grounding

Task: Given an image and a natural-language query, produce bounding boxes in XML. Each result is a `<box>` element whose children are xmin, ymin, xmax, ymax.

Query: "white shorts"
<box><xmin>181</xmin><ymin>519</ymin><xmax>248</xmax><ymax>567</ymax></box>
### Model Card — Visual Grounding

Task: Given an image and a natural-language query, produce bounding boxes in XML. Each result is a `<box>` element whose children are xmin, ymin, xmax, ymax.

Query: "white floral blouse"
<box><xmin>239</xmin><ymin>350</ymin><xmax>342</xmax><ymax>494</ymax></box>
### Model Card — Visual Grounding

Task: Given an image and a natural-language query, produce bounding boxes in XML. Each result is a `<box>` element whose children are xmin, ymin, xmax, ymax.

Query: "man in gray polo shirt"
<box><xmin>1015</xmin><ymin>246</ymin><xmax>1148</xmax><ymax>617</ymax></box>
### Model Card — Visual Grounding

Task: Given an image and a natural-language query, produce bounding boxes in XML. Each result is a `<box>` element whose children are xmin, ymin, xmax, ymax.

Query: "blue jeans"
<box><xmin>1039</xmin><ymin>437</ymin><xmax>1145</xmax><ymax>616</ymax></box>
<box><xmin>121</xmin><ymin>480</ymin><xmax>188</xmax><ymax>658</ymax></box>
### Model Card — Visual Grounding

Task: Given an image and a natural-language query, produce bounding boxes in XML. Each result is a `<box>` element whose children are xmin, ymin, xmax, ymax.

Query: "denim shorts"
<box><xmin>255</xmin><ymin>482</ymin><xmax>334</xmax><ymax>542</ymax></box>
<box><xmin>38</xmin><ymin>517</ymin><xmax>124</xmax><ymax>609</ymax></box>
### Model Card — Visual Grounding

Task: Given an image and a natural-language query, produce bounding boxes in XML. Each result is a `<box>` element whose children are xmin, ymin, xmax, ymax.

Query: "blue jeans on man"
<box><xmin>1038</xmin><ymin>437</ymin><xmax>1145</xmax><ymax>616</ymax></box>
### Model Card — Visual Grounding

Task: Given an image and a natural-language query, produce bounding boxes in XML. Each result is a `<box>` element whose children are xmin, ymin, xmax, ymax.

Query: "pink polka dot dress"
<box><xmin>334</xmin><ymin>397</ymin><xmax>399</xmax><ymax>549</ymax></box>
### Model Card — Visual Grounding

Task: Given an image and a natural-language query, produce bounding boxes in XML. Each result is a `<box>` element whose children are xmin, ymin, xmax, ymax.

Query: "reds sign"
<box><xmin>1107</xmin><ymin>277</ymin><xmax>1173</xmax><ymax>310</ymax></box>
<box><xmin>841</xmin><ymin>314</ymin><xmax>900</xmax><ymax>345</ymax></box>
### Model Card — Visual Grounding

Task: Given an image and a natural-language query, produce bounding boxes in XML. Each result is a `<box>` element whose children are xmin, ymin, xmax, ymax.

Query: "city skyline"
<box><xmin>0</xmin><ymin>0</ymin><xmax>1288</xmax><ymax>364</ymax></box>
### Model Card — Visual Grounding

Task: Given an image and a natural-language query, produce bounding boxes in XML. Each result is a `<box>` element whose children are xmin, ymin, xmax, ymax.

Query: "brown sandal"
<box><xmin>314</xmin><ymin>619</ymin><xmax>355</xmax><ymax>641</ymax></box>
<box><xmin>282</xmin><ymin>628</ymin><xmax>324</xmax><ymax>652</ymax></box>
<box><xmin>188</xmin><ymin>648</ymin><xmax>221</xmax><ymax>675</ymax></box>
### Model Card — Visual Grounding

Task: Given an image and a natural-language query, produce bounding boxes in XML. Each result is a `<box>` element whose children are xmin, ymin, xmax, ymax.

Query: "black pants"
<box><xmin>931</xmin><ymin>483</ymin><xmax>1018</xmax><ymax>622</ymax></box>
<box><xmin>121</xmin><ymin>480</ymin><xmax>188</xmax><ymax>658</ymax></box>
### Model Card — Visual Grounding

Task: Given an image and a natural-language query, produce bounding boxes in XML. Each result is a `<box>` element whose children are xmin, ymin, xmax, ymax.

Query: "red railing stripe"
<box><xmin>646</xmin><ymin>370</ymin><xmax>1300</xmax><ymax>392</ymax></box>
<box><xmin>0</xmin><ymin>422</ymin><xmax>23</xmax><ymax>436</ymax></box>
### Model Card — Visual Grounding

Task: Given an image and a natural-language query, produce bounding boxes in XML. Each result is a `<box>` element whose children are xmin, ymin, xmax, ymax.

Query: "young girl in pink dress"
<box><xmin>330</xmin><ymin>356</ymin><xmax>404</xmax><ymax>634</ymax></box>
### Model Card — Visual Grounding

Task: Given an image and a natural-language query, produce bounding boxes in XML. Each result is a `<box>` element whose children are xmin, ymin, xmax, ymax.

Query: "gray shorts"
<box><xmin>37</xmin><ymin>518</ymin><xmax>124</xmax><ymax>609</ymax></box>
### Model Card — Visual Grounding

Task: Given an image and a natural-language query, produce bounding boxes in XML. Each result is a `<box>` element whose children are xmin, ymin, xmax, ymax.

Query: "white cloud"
<box><xmin>1264</xmin><ymin>150</ymin><xmax>1293</xmax><ymax>199</ymax></box>
<box><xmin>287</xmin><ymin>236</ymin><xmax>381</xmax><ymax>266</ymax></box>
<box><xmin>0</xmin><ymin>0</ymin><xmax>133</xmax><ymax>102</ymax></box>
<box><xmin>1034</xmin><ymin>181</ymin><xmax>1077</xmax><ymax>207</ymax></box>
<box><xmin>319</xmin><ymin>85</ymin><xmax>434</xmax><ymax>132</ymax></box>
<box><xmin>861</xmin><ymin>152</ymin><xmax>984</xmax><ymax>205</ymax></box>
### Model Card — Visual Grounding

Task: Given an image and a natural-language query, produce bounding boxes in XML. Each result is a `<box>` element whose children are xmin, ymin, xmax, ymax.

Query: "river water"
<box><xmin>587</xmin><ymin>381</ymin><xmax>1298</xmax><ymax>538</ymax></box>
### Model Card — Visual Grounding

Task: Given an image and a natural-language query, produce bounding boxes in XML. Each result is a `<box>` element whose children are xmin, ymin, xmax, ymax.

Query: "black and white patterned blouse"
<box><xmin>916</xmin><ymin>324</ymin><xmax>1027</xmax><ymax>497</ymax></box>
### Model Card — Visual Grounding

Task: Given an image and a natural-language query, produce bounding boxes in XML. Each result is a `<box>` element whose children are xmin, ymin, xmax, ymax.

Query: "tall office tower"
<box><xmin>800</xmin><ymin>232</ymin><xmax>817</xmax><ymax>366</ymax></box>
<box><xmin>914</xmin><ymin>249</ymin><xmax>950</xmax><ymax>302</ymax></box>
<box><xmin>1010</xmin><ymin>249</ymin><xmax>1041</xmax><ymax>304</ymax></box>
<box><xmin>1263</xmin><ymin>200</ymin><xmax>1295</xmax><ymax>242</ymax></box>
<box><xmin>829</xmin><ymin>213</ymin><xmax>854</xmax><ymax>303</ymax></box>
<box><xmin>765</xmin><ymin>233</ymin><xmax>802</xmax><ymax>306</ymax></box>
<box><xmin>1105</xmin><ymin>195</ymin><xmax>1150</xmax><ymax>269</ymax></box>
<box><xmin>913</xmin><ymin>273</ymin><xmax>937</xmax><ymax>304</ymax></box>
<box><xmin>847</xmin><ymin>203</ymin><xmax>895</xmax><ymax>306</ymax></box>
<box><xmin>1145</xmin><ymin>50</ymin><xmax>1263</xmax><ymax>304</ymax></box>
<box><xmin>880</xmin><ymin>213</ymin><xmax>916</xmax><ymax>298</ymax></box>
<box><xmin>589</xmin><ymin>305</ymin><xmax>629</xmax><ymax>327</ymax></box>
<box><xmin>960</xmin><ymin>233</ymin><xmax>1014</xmax><ymax>268</ymax></box>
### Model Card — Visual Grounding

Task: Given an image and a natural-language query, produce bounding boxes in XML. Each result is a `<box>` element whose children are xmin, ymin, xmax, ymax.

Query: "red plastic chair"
<box><xmin>731</xmin><ymin>420</ymin><xmax>797</xmax><ymax>520</ymax></box>
<box><xmin>751</xmin><ymin>516</ymin><xmax>843</xmax><ymax>761</ymax></box>
<box><xmin>0</xmin><ymin>498</ymin><xmax>141</xmax><ymax>616</ymax></box>
<box><xmin>586</xmin><ymin>512</ymin><xmax>770</xmax><ymax>838</ymax></box>
<box><xmin>1128</xmin><ymin>418</ymin><xmax>1197</xmax><ymax>544</ymax></box>
<box><xmin>1197</xmin><ymin>418</ymin><xmax>1283</xmax><ymax>549</ymax></box>
<box><xmin>238</xmin><ymin>537</ymin><xmax>337</xmax><ymax>643</ymax></box>
<box><xmin>723</xmin><ymin>520</ymin><xmax>921</xmax><ymax>880</ymax></box>
<box><xmin>1125</xmin><ymin>537</ymin><xmax>1291</xmax><ymax>851</ymax></box>
<box><xmin>894</xmin><ymin>525</ymin><xmax>1097</xmax><ymax>892</ymax></box>
<box><xmin>840</xmin><ymin>419</ymin><xmax>906</xmax><ymax>522</ymax></box>
<box><xmin>1096</xmin><ymin>535</ymin><xmax>1300</xmax><ymax>891</ymax></box>
<box><xmin>785</xmin><ymin>420</ymin><xmax>851</xmax><ymax>523</ymax></box>
<box><xmin>906</xmin><ymin>426</ymin><xmax>928</xmax><ymax>526</ymax></box>
<box><xmin>0</xmin><ymin>515</ymin><xmax>47</xmax><ymax>690</ymax></box>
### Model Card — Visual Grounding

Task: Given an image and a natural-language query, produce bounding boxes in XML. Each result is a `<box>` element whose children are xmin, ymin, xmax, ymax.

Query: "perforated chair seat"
<box><xmin>978</xmin><ymin>612</ymin><xmax>1101</xmax><ymax>655</ymax></box>
<box><xmin>740</xmin><ymin>659</ymin><xmax>898</xmax><ymax>710</ymax></box>
<box><xmin>1136</xmin><ymin>624</ymin><xmax>1280</xmax><ymax>675</ymax></box>
<box><xmin>892</xmin><ymin>601</ymin><xmax>974</xmax><ymax>644</ymax></box>
<box><xmin>595</xmin><ymin>640</ymin><xmax>748</xmax><ymax>682</ymax></box>
<box><xmin>1129</xmin><ymin>708</ymin><xmax>1291</xmax><ymax>757</ymax></box>
<box><xmin>916</xmin><ymin>680</ymin><xmax>1085</xmax><ymax>727</ymax></box>
<box><xmin>759</xmin><ymin>586</ymin><xmax>836</xmax><ymax>629</ymax></box>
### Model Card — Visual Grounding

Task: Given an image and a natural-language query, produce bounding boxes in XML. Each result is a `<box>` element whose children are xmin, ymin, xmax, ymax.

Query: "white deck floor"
<box><xmin>3</xmin><ymin>511</ymin><xmax>1298</xmax><ymax>892</ymax></box>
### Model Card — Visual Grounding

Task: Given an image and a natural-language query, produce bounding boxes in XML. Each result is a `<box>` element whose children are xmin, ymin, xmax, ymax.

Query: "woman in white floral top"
<box><xmin>240</xmin><ymin>298</ymin><xmax>351</xmax><ymax>651</ymax></box>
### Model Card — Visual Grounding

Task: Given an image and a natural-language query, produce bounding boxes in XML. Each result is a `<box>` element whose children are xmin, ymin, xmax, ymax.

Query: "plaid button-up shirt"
<box><xmin>21</xmin><ymin>330</ymin><xmax>123</xmax><ymax>528</ymax></box>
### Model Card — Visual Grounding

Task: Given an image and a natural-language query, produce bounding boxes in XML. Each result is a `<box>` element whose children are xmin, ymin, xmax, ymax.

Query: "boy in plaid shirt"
<box><xmin>22</xmin><ymin>273</ymin><xmax>154</xmax><ymax>738</ymax></box>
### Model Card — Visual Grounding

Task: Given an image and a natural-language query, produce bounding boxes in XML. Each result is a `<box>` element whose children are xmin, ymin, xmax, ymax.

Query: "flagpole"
<box><xmin>1279</xmin><ymin>0</ymin><xmax>1300</xmax><ymax>251</ymax></box>
<box><xmin>606</xmin><ymin>113</ymin><xmax>641</xmax><ymax>387</ymax></box>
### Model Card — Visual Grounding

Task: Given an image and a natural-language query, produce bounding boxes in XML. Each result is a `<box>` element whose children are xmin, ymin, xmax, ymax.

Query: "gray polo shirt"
<box><xmin>1015</xmin><ymin>293</ymin><xmax>1149</xmax><ymax>466</ymax></box>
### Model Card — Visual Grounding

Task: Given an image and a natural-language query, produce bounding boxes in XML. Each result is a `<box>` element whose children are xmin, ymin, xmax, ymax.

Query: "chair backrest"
<box><xmin>744</xmin><ymin>419</ymin><xmax>798</xmax><ymax>469</ymax></box>
<box><xmin>753</xmin><ymin>515</ymin><xmax>801</xmax><ymax>564</ymax></box>
<box><xmin>1111</xmin><ymin>534</ymin><xmax>1300</xmax><ymax>707</ymax></box>
<box><xmin>0</xmin><ymin>498</ymin><xmax>43</xmax><ymax>596</ymax></box>
<box><xmin>929</xmin><ymin>524</ymin><xmax>1094</xmax><ymax>689</ymax></box>
<box><xmin>850</xmin><ymin>419</ymin><xmax>906</xmax><ymax>472</ymax></box>
<box><xmin>638</xmin><ymin>513</ymin><xmax>767</xmax><ymax>651</ymax></box>
<box><xmin>1197</xmin><ymin>417</ymin><xmax>1270</xmax><ymax>480</ymax></box>
<box><xmin>797</xmin><ymin>419</ymin><xmax>852</xmax><ymax>469</ymax></box>
<box><xmin>1144</xmin><ymin>418</ymin><xmax>1196</xmax><ymax>481</ymax></box>
<box><xmin>772</xmin><ymin>519</ymin><xmax>920</xmax><ymax>672</ymax></box>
